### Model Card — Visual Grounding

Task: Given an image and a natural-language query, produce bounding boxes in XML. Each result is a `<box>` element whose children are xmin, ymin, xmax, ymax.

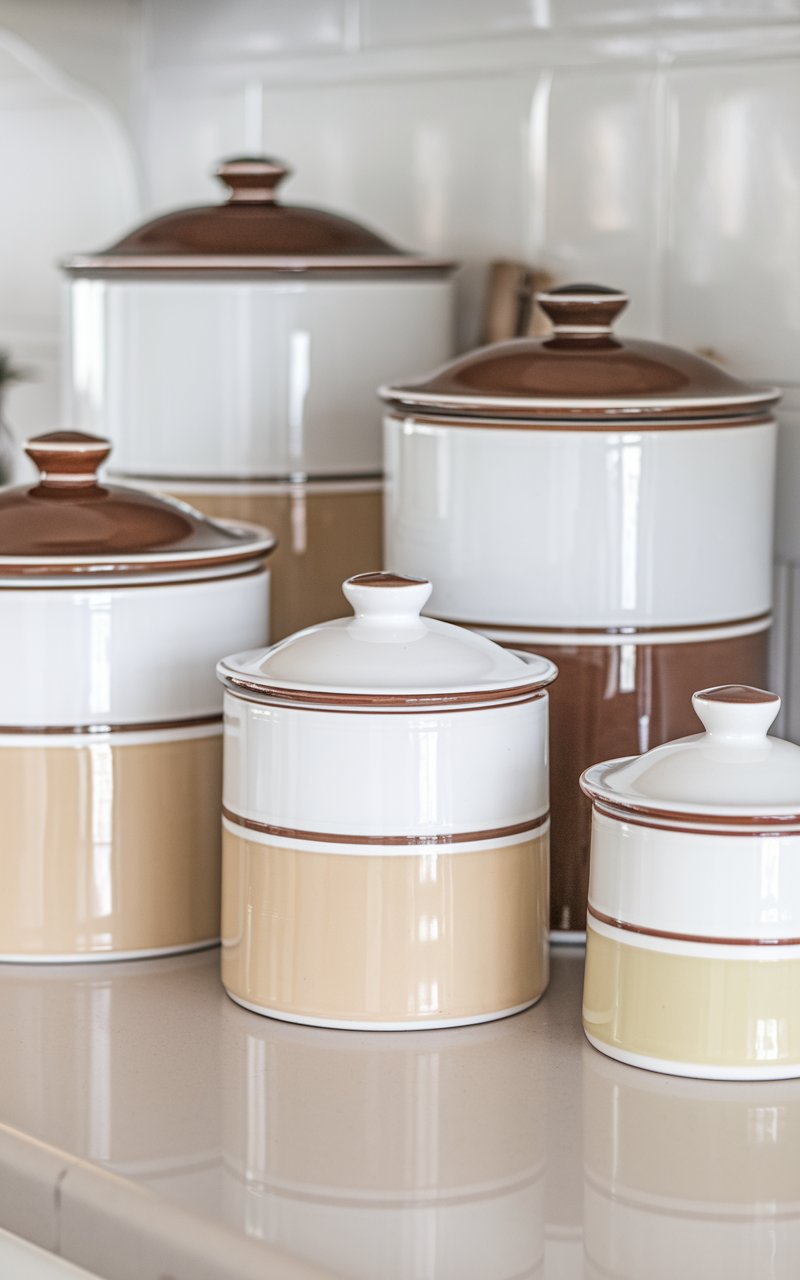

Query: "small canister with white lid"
<box><xmin>217</xmin><ymin>571</ymin><xmax>557</xmax><ymax>1029</ymax></box>
<box><xmin>582</xmin><ymin>684</ymin><xmax>800</xmax><ymax>1079</ymax></box>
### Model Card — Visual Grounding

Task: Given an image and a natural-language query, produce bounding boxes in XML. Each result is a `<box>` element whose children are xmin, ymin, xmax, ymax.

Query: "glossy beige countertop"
<box><xmin>0</xmin><ymin>945</ymin><xmax>797</xmax><ymax>1279</ymax></box>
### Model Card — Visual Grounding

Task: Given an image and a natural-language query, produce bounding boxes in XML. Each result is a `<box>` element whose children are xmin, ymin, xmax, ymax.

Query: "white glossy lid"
<box><xmin>218</xmin><ymin>572</ymin><xmax>557</xmax><ymax>708</ymax></box>
<box><xmin>581</xmin><ymin>685</ymin><xmax>800</xmax><ymax>819</ymax></box>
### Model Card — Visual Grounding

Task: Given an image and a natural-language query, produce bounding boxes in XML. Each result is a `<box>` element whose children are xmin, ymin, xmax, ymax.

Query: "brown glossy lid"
<box><xmin>0</xmin><ymin>432</ymin><xmax>276</xmax><ymax>578</ymax></box>
<box><xmin>381</xmin><ymin>283</ymin><xmax>779</xmax><ymax>422</ymax></box>
<box><xmin>63</xmin><ymin>156</ymin><xmax>454</xmax><ymax>277</ymax></box>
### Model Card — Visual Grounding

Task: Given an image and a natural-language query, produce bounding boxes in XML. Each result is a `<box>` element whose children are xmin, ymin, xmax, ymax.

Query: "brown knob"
<box><xmin>25</xmin><ymin>432</ymin><xmax>111</xmax><ymax>486</ymax></box>
<box><xmin>215</xmin><ymin>156</ymin><xmax>291</xmax><ymax>204</ymax></box>
<box><xmin>537</xmin><ymin>283</ymin><xmax>628</xmax><ymax>339</ymax></box>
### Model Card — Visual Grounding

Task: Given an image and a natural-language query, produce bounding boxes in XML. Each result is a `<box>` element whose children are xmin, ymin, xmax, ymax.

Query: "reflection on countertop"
<box><xmin>0</xmin><ymin>947</ymin><xmax>796</xmax><ymax>1279</ymax></box>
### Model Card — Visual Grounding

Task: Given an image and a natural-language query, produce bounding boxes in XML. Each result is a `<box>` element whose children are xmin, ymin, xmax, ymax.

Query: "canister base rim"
<box><xmin>584</xmin><ymin>1029</ymin><xmax>800</xmax><ymax>1080</ymax></box>
<box><xmin>224</xmin><ymin>990</ymin><xmax>545</xmax><ymax>1030</ymax></box>
<box><xmin>0</xmin><ymin>938</ymin><xmax>220</xmax><ymax>965</ymax></box>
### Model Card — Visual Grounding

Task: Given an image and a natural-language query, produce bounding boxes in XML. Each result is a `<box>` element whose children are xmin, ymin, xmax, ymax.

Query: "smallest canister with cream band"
<box><xmin>582</xmin><ymin>685</ymin><xmax>800</xmax><ymax>1080</ymax></box>
<box><xmin>217</xmin><ymin>572</ymin><xmax>557</xmax><ymax>1029</ymax></box>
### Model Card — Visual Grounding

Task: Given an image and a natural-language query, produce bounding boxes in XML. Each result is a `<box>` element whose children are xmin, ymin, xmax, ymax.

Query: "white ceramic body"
<box><xmin>0</xmin><ymin>563</ymin><xmax>269</xmax><ymax>961</ymax></box>
<box><xmin>384</xmin><ymin>414</ymin><xmax>776</xmax><ymax>627</ymax></box>
<box><xmin>0</xmin><ymin>565</ymin><xmax>270</xmax><ymax>727</ymax></box>
<box><xmin>222</xmin><ymin>691</ymin><xmax>548</xmax><ymax>838</ymax></box>
<box><xmin>221</xmin><ymin>682</ymin><xmax>551</xmax><ymax>1028</ymax></box>
<box><xmin>583</xmin><ymin>806</ymin><xmax>800</xmax><ymax>1078</ymax></box>
<box><xmin>66</xmin><ymin>277</ymin><xmax>453</xmax><ymax>480</ymax></box>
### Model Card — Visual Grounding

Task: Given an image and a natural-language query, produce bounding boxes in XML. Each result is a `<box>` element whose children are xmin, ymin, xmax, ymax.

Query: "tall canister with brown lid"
<box><xmin>381</xmin><ymin>283</ymin><xmax>778</xmax><ymax>938</ymax></box>
<box><xmin>62</xmin><ymin>155</ymin><xmax>455</xmax><ymax>642</ymax></box>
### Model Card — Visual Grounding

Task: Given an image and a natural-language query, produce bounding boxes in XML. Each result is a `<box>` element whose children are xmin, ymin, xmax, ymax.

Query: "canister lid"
<box><xmin>581</xmin><ymin>685</ymin><xmax>800</xmax><ymax>821</ymax></box>
<box><xmin>63</xmin><ymin>156</ymin><xmax>454</xmax><ymax>277</ymax></box>
<box><xmin>217</xmin><ymin>572</ymin><xmax>557</xmax><ymax>708</ymax></box>
<box><xmin>0</xmin><ymin>432</ymin><xmax>276</xmax><ymax>578</ymax></box>
<box><xmin>381</xmin><ymin>283</ymin><xmax>778</xmax><ymax>422</ymax></box>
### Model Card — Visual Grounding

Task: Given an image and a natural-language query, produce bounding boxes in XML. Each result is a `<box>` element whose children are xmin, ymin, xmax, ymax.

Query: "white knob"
<box><xmin>342</xmin><ymin>572</ymin><xmax>432</xmax><ymax>624</ymax></box>
<box><xmin>692</xmin><ymin>685</ymin><xmax>781</xmax><ymax>743</ymax></box>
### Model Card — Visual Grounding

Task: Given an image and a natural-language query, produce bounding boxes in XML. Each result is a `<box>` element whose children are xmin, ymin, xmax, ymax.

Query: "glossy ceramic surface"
<box><xmin>0</xmin><ymin>433</ymin><xmax>275</xmax><ymax>573</ymax></box>
<box><xmin>487</xmin><ymin>620</ymin><xmax>769</xmax><ymax>934</ymax></box>
<box><xmin>68</xmin><ymin>277</ymin><xmax>454</xmax><ymax>480</ymax></box>
<box><xmin>164</xmin><ymin>479</ymin><xmax>382</xmax><ymax>641</ymax></box>
<box><xmin>64</xmin><ymin>155</ymin><xmax>455</xmax><ymax>274</ymax></box>
<box><xmin>222</xmin><ymin>825</ymin><xmax>549</xmax><ymax>1029</ymax></box>
<box><xmin>0</xmin><ymin>727</ymin><xmax>221</xmax><ymax>961</ymax></box>
<box><xmin>382</xmin><ymin>285</ymin><xmax>778</xmax><ymax>420</ymax></box>
<box><xmin>218</xmin><ymin>574</ymin><xmax>554</xmax><ymax>1027</ymax></box>
<box><xmin>220</xmin><ymin>573</ymin><xmax>555</xmax><ymax>700</ymax></box>
<box><xmin>384</xmin><ymin>414</ymin><xmax>776</xmax><ymax>628</ymax></box>
<box><xmin>582</xmin><ymin>686</ymin><xmax>800</xmax><ymax>1078</ymax></box>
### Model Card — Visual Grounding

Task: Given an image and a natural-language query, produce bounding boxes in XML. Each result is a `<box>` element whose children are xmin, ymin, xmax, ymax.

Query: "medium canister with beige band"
<box><xmin>0</xmin><ymin>431</ymin><xmax>275</xmax><ymax>961</ymax></box>
<box><xmin>582</xmin><ymin>684</ymin><xmax>800</xmax><ymax>1079</ymax></box>
<box><xmin>217</xmin><ymin>572</ymin><xmax>557</xmax><ymax>1029</ymax></box>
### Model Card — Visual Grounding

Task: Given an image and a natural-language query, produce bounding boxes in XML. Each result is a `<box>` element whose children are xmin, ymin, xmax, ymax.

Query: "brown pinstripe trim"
<box><xmin>383</xmin><ymin>409</ymin><xmax>776</xmax><ymax>429</ymax></box>
<box><xmin>0</xmin><ymin>713</ymin><xmax>222</xmax><ymax>736</ymax></box>
<box><xmin>64</xmin><ymin>257</ymin><xmax>455</xmax><ymax>277</ymax></box>
<box><xmin>220</xmin><ymin>679</ymin><xmax>551</xmax><ymax>710</ymax></box>
<box><xmin>224</xmin><ymin>688</ymin><xmax>548</xmax><ymax>716</ymax></box>
<box><xmin>588</xmin><ymin>904</ymin><xmax>800</xmax><ymax>947</ymax></box>
<box><xmin>122</xmin><ymin>471</ymin><xmax>384</xmax><ymax>488</ymax></box>
<box><xmin>0</xmin><ymin>545</ymin><xmax>275</xmax><ymax>578</ymax></box>
<box><xmin>588</xmin><ymin>797</ymin><xmax>800</xmax><ymax>832</ymax></box>
<box><xmin>0</xmin><ymin>564</ymin><xmax>269</xmax><ymax>591</ymax></box>
<box><xmin>381</xmin><ymin>409</ymin><xmax>773</xmax><ymax>430</ymax></box>
<box><xmin>449</xmin><ymin>611</ymin><xmax>772</xmax><ymax>638</ymax></box>
<box><xmin>222</xmin><ymin>806</ymin><xmax>549</xmax><ymax>846</ymax></box>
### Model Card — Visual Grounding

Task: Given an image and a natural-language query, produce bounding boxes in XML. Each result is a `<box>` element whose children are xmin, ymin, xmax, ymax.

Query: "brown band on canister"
<box><xmin>0</xmin><ymin>564</ymin><xmax>269</xmax><ymax>592</ymax></box>
<box><xmin>222</xmin><ymin>806</ymin><xmax>549</xmax><ymax>846</ymax></box>
<box><xmin>383</xmin><ymin>410</ymin><xmax>776</xmax><ymax>430</ymax></box>
<box><xmin>219</xmin><ymin>678</ymin><xmax>552</xmax><ymax>710</ymax></box>
<box><xmin>588</xmin><ymin>904</ymin><xmax>800</xmax><ymax>948</ymax></box>
<box><xmin>0</xmin><ymin>713</ymin><xmax>223</xmax><ymax>736</ymax></box>
<box><xmin>446</xmin><ymin>611</ymin><xmax>772</xmax><ymax>638</ymax></box>
<box><xmin>223</xmin><ymin>687</ymin><xmax>549</xmax><ymax>717</ymax></box>
<box><xmin>589</xmin><ymin>797</ymin><xmax>800</xmax><ymax>832</ymax></box>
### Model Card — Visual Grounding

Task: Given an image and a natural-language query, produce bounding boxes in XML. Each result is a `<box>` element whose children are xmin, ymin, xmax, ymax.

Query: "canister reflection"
<box><xmin>0</xmin><ymin>952</ymin><xmax>221</xmax><ymax>1188</ymax></box>
<box><xmin>220</xmin><ymin>998</ymin><xmax>550</xmax><ymax>1280</ymax></box>
<box><xmin>582</xmin><ymin>1041</ymin><xmax>800</xmax><ymax>1278</ymax></box>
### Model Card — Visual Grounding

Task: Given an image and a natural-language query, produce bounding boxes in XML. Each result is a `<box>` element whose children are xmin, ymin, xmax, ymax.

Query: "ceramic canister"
<box><xmin>581</xmin><ymin>684</ymin><xmax>800</xmax><ymax>1080</ymax></box>
<box><xmin>62</xmin><ymin>156</ymin><xmax>455</xmax><ymax>643</ymax></box>
<box><xmin>380</xmin><ymin>283</ymin><xmax>779</xmax><ymax>939</ymax></box>
<box><xmin>217</xmin><ymin>571</ymin><xmax>557</xmax><ymax>1029</ymax></box>
<box><xmin>0</xmin><ymin>431</ymin><xmax>275</xmax><ymax>961</ymax></box>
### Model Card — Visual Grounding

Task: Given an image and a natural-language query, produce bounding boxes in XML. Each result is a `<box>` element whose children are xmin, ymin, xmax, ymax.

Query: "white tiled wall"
<box><xmin>1</xmin><ymin>0</ymin><xmax>799</xmax><ymax>714</ymax></box>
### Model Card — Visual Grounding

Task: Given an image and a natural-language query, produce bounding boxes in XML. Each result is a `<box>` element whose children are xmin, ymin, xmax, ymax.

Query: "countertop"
<box><xmin>0</xmin><ymin>945</ymin><xmax>797</xmax><ymax>1280</ymax></box>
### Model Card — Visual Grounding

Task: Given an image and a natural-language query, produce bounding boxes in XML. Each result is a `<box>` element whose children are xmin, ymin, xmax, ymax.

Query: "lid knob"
<box><xmin>537</xmin><ymin>283</ymin><xmax>628</xmax><ymax>342</ymax></box>
<box><xmin>343</xmin><ymin>572</ymin><xmax>433</xmax><ymax>624</ymax></box>
<box><xmin>693</xmin><ymin>685</ymin><xmax>781</xmax><ymax>743</ymax></box>
<box><xmin>215</xmin><ymin>156</ymin><xmax>291</xmax><ymax>204</ymax></box>
<box><xmin>24</xmin><ymin>431</ymin><xmax>110</xmax><ymax>487</ymax></box>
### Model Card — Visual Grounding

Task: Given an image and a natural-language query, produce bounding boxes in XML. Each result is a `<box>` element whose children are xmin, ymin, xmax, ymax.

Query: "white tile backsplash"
<box><xmin>536</xmin><ymin>66</ymin><xmax>663</xmax><ymax>334</ymax></box>
<box><xmin>145</xmin><ymin>0</ymin><xmax>351</xmax><ymax>68</ymax></box>
<box><xmin>361</xmin><ymin>0</ymin><xmax>550</xmax><ymax>47</ymax></box>
<box><xmin>663</xmin><ymin>59</ymin><xmax>800</xmax><ymax>380</ymax></box>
